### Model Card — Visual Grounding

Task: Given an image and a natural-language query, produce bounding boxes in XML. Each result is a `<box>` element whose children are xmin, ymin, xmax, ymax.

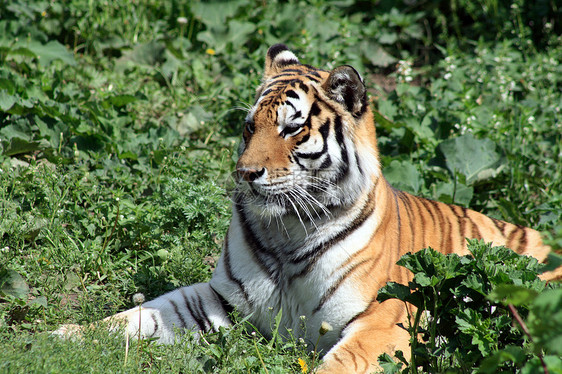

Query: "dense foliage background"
<box><xmin>1</xmin><ymin>0</ymin><xmax>561</xmax><ymax>372</ymax></box>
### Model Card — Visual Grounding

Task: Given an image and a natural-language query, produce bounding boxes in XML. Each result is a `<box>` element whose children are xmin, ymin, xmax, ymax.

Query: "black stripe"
<box><xmin>180</xmin><ymin>289</ymin><xmax>204</xmax><ymax>331</ymax></box>
<box><xmin>291</xmin><ymin>110</ymin><xmax>302</xmax><ymax>120</ymax></box>
<box><xmin>451</xmin><ymin>205</ymin><xmax>468</xmax><ymax>250</ymax></box>
<box><xmin>222</xmin><ymin>233</ymin><xmax>250</xmax><ymax>301</ymax></box>
<box><xmin>426</xmin><ymin>199</ymin><xmax>446</xmax><ymax>250</ymax></box>
<box><xmin>285</xmin><ymin>90</ymin><xmax>299</xmax><ymax>99</ymax></box>
<box><xmin>492</xmin><ymin>218</ymin><xmax>507</xmax><ymax>235</ymax></box>
<box><xmin>275</xmin><ymin>58</ymin><xmax>299</xmax><ymax>68</ymax></box>
<box><xmin>520</xmin><ymin>229</ymin><xmax>528</xmax><ymax>250</ymax></box>
<box><xmin>235</xmin><ymin>198</ymin><xmax>282</xmax><ymax>283</ymax></box>
<box><xmin>332</xmin><ymin>116</ymin><xmax>350</xmax><ymax>183</ymax></box>
<box><xmin>312</xmin><ymin>259</ymin><xmax>369</xmax><ymax>313</ymax></box>
<box><xmin>275</xmin><ymin>68</ymin><xmax>306</xmax><ymax>75</ymax></box>
<box><xmin>442</xmin><ymin>204</ymin><xmax>456</xmax><ymax>253</ymax></box>
<box><xmin>211</xmin><ymin>285</ymin><xmax>235</xmax><ymax>315</ymax></box>
<box><xmin>299</xmin><ymin>82</ymin><xmax>309</xmax><ymax>93</ymax></box>
<box><xmin>284</xmin><ymin>100</ymin><xmax>296</xmax><ymax>110</ymax></box>
<box><xmin>396</xmin><ymin>191</ymin><xmax>415</xmax><ymax>253</ymax></box>
<box><xmin>289</xmin><ymin>178</ymin><xmax>379</xmax><ymax>267</ymax></box>
<box><xmin>305</xmin><ymin>75</ymin><xmax>321</xmax><ymax>82</ymax></box>
<box><xmin>309</xmin><ymin>102</ymin><xmax>321</xmax><ymax>117</ymax></box>
<box><xmin>295</xmin><ymin>119</ymin><xmax>330</xmax><ymax>159</ymax></box>
<box><xmin>507</xmin><ymin>227</ymin><xmax>523</xmax><ymax>252</ymax></box>
<box><xmin>266</xmin><ymin>78</ymin><xmax>300</xmax><ymax>88</ymax></box>
<box><xmin>296</xmin><ymin>133</ymin><xmax>310</xmax><ymax>146</ymax></box>
<box><xmin>319</xmin><ymin>154</ymin><xmax>332</xmax><ymax>169</ymax></box>
<box><xmin>341</xmin><ymin>295</ymin><xmax>377</xmax><ymax>336</ymax></box>
<box><xmin>169</xmin><ymin>300</ymin><xmax>187</xmax><ymax>329</ymax></box>
<box><xmin>392</xmin><ymin>188</ymin><xmax>402</xmax><ymax>255</ymax></box>
<box><xmin>410</xmin><ymin>196</ymin><xmax>427</xmax><ymax>249</ymax></box>
<box><xmin>150</xmin><ymin>314</ymin><xmax>159</xmax><ymax>337</ymax></box>
<box><xmin>354</xmin><ymin>150</ymin><xmax>363</xmax><ymax>175</ymax></box>
<box><xmin>194</xmin><ymin>290</ymin><xmax>213</xmax><ymax>331</ymax></box>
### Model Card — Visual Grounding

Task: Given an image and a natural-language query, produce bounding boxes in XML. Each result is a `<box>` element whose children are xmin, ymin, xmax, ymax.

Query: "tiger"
<box><xmin>55</xmin><ymin>44</ymin><xmax>560</xmax><ymax>373</ymax></box>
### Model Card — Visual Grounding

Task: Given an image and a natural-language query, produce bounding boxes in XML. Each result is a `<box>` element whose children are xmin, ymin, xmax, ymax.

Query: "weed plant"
<box><xmin>1</xmin><ymin>0</ymin><xmax>561</xmax><ymax>372</ymax></box>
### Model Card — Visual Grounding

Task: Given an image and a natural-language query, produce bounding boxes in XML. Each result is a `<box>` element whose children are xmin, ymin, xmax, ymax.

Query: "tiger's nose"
<box><xmin>237</xmin><ymin>167</ymin><xmax>265</xmax><ymax>182</ymax></box>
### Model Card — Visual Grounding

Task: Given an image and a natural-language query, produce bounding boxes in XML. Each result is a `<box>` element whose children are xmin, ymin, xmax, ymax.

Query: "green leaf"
<box><xmin>377</xmin><ymin>353</ymin><xmax>403</xmax><ymax>373</ymax></box>
<box><xmin>431</xmin><ymin>180</ymin><xmax>474</xmax><ymax>206</ymax></box>
<box><xmin>1</xmin><ymin>137</ymin><xmax>44</xmax><ymax>156</ymax></box>
<box><xmin>29</xmin><ymin>296</ymin><xmax>48</xmax><ymax>308</ymax></box>
<box><xmin>479</xmin><ymin>345</ymin><xmax>528</xmax><ymax>373</ymax></box>
<box><xmin>0</xmin><ymin>90</ymin><xmax>17</xmax><ymax>111</ymax></box>
<box><xmin>362</xmin><ymin>41</ymin><xmax>397</xmax><ymax>67</ymax></box>
<box><xmin>437</xmin><ymin>134</ymin><xmax>505</xmax><ymax>185</ymax></box>
<box><xmin>383</xmin><ymin>160</ymin><xmax>423</xmax><ymax>194</ymax></box>
<box><xmin>488</xmin><ymin>284</ymin><xmax>539</xmax><ymax>306</ymax></box>
<box><xmin>117</xmin><ymin>41</ymin><xmax>166</xmax><ymax>66</ymax></box>
<box><xmin>541</xmin><ymin>252</ymin><xmax>562</xmax><ymax>273</ymax></box>
<box><xmin>0</xmin><ymin>268</ymin><xmax>30</xmax><ymax>299</ymax></box>
<box><xmin>376</xmin><ymin>282</ymin><xmax>412</xmax><ymax>303</ymax></box>
<box><xmin>107</xmin><ymin>94</ymin><xmax>137</xmax><ymax>107</ymax></box>
<box><xmin>191</xmin><ymin>0</ymin><xmax>250</xmax><ymax>28</ymax></box>
<box><xmin>15</xmin><ymin>40</ymin><xmax>76</xmax><ymax>67</ymax></box>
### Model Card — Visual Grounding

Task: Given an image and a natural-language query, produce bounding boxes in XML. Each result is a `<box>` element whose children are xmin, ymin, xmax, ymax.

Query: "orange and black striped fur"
<box><xmin>55</xmin><ymin>45</ymin><xmax>559</xmax><ymax>373</ymax></box>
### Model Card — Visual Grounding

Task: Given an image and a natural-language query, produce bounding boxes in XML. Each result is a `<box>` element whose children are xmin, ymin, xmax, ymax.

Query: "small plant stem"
<box><xmin>102</xmin><ymin>198</ymin><xmax>120</xmax><ymax>252</ymax></box>
<box><xmin>124</xmin><ymin>331</ymin><xmax>130</xmax><ymax>366</ymax></box>
<box><xmin>311</xmin><ymin>335</ymin><xmax>321</xmax><ymax>369</ymax></box>
<box><xmin>410</xmin><ymin>307</ymin><xmax>423</xmax><ymax>374</ymax></box>
<box><xmin>137</xmin><ymin>304</ymin><xmax>142</xmax><ymax>360</ymax></box>
<box><xmin>508</xmin><ymin>304</ymin><xmax>548</xmax><ymax>374</ymax></box>
<box><xmin>252</xmin><ymin>337</ymin><xmax>269</xmax><ymax>374</ymax></box>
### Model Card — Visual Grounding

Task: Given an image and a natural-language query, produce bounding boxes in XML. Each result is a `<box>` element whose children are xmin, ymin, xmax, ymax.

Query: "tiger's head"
<box><xmin>236</xmin><ymin>44</ymin><xmax>381</xmax><ymax>221</ymax></box>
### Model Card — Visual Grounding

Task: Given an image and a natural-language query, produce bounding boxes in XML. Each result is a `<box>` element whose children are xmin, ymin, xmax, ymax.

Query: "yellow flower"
<box><xmin>298</xmin><ymin>358</ymin><xmax>308</xmax><ymax>373</ymax></box>
<box><xmin>206</xmin><ymin>48</ymin><xmax>216</xmax><ymax>55</ymax></box>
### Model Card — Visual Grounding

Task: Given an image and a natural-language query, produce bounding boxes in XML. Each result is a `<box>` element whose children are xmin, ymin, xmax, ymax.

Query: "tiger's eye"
<box><xmin>245</xmin><ymin>122</ymin><xmax>255</xmax><ymax>134</ymax></box>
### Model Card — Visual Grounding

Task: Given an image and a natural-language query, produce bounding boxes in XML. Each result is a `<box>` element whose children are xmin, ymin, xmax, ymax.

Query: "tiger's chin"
<box><xmin>236</xmin><ymin>189</ymin><xmax>333</xmax><ymax>227</ymax></box>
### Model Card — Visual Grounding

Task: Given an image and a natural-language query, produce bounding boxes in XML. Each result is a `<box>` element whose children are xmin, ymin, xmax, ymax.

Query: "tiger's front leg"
<box><xmin>55</xmin><ymin>283</ymin><xmax>232</xmax><ymax>343</ymax></box>
<box><xmin>318</xmin><ymin>299</ymin><xmax>411</xmax><ymax>374</ymax></box>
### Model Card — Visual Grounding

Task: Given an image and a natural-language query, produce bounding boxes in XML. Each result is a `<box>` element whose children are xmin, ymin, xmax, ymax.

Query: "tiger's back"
<box><xmin>55</xmin><ymin>44</ymin><xmax>558</xmax><ymax>374</ymax></box>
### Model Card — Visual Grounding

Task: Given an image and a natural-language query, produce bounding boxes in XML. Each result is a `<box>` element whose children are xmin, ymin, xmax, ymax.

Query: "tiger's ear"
<box><xmin>264</xmin><ymin>44</ymin><xmax>300</xmax><ymax>79</ymax></box>
<box><xmin>323</xmin><ymin>65</ymin><xmax>367</xmax><ymax>117</ymax></box>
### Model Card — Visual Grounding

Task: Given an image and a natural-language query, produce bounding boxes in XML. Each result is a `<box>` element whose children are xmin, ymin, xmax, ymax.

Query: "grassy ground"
<box><xmin>1</xmin><ymin>1</ymin><xmax>561</xmax><ymax>373</ymax></box>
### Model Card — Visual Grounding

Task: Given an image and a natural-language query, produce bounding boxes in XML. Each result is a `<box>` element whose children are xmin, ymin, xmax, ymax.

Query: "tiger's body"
<box><xmin>57</xmin><ymin>45</ymin><xmax>558</xmax><ymax>373</ymax></box>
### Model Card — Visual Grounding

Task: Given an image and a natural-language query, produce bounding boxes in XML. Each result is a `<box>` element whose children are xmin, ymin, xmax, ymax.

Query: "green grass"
<box><xmin>1</xmin><ymin>0</ymin><xmax>561</xmax><ymax>373</ymax></box>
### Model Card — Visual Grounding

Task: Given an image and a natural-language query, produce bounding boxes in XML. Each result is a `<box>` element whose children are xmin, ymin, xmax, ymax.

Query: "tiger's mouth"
<box><xmin>235</xmin><ymin>171</ymin><xmax>338</xmax><ymax>223</ymax></box>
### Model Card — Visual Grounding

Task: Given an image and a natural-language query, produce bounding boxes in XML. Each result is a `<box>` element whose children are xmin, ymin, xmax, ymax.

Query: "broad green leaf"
<box><xmin>362</xmin><ymin>41</ymin><xmax>397</xmax><ymax>67</ymax></box>
<box><xmin>376</xmin><ymin>282</ymin><xmax>412</xmax><ymax>303</ymax></box>
<box><xmin>431</xmin><ymin>180</ymin><xmax>474</xmax><ymax>206</ymax></box>
<box><xmin>0</xmin><ymin>268</ymin><xmax>29</xmax><ymax>299</ymax></box>
<box><xmin>191</xmin><ymin>0</ymin><xmax>250</xmax><ymax>28</ymax></box>
<box><xmin>383</xmin><ymin>159</ymin><xmax>422</xmax><ymax>194</ymax></box>
<box><xmin>1</xmin><ymin>137</ymin><xmax>44</xmax><ymax>156</ymax></box>
<box><xmin>488</xmin><ymin>284</ymin><xmax>538</xmax><ymax>306</ymax></box>
<box><xmin>0</xmin><ymin>90</ymin><xmax>17</xmax><ymax>111</ymax></box>
<box><xmin>377</xmin><ymin>353</ymin><xmax>403</xmax><ymax>373</ymax></box>
<box><xmin>29</xmin><ymin>295</ymin><xmax>48</xmax><ymax>308</ymax></box>
<box><xmin>541</xmin><ymin>252</ymin><xmax>562</xmax><ymax>273</ymax></box>
<box><xmin>437</xmin><ymin>134</ymin><xmax>504</xmax><ymax>185</ymax></box>
<box><xmin>13</xmin><ymin>40</ymin><xmax>76</xmax><ymax>67</ymax></box>
<box><xmin>117</xmin><ymin>41</ymin><xmax>166</xmax><ymax>66</ymax></box>
<box><xmin>479</xmin><ymin>345</ymin><xmax>528</xmax><ymax>373</ymax></box>
<box><xmin>107</xmin><ymin>94</ymin><xmax>137</xmax><ymax>107</ymax></box>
